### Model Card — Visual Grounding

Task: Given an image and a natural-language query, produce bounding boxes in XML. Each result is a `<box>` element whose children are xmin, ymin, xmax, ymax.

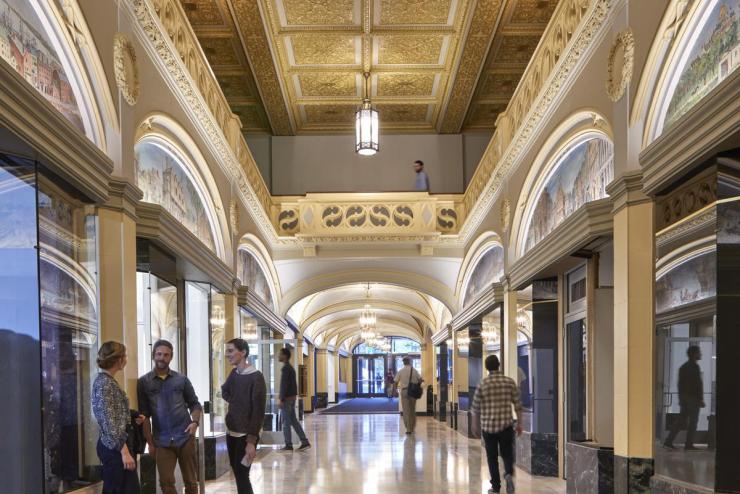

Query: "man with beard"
<box><xmin>138</xmin><ymin>340</ymin><xmax>202</xmax><ymax>494</ymax></box>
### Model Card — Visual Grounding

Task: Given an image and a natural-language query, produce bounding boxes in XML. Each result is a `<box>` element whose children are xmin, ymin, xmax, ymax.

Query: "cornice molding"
<box><xmin>509</xmin><ymin>199</ymin><xmax>613</xmax><ymax>289</ymax></box>
<box><xmin>606</xmin><ymin>170</ymin><xmax>650</xmax><ymax>214</ymax></box>
<box><xmin>431</xmin><ymin>325</ymin><xmax>451</xmax><ymax>346</ymax></box>
<box><xmin>136</xmin><ymin>202</ymin><xmax>233</xmax><ymax>292</ymax></box>
<box><xmin>656</xmin><ymin>205</ymin><xmax>716</xmax><ymax>257</ymax></box>
<box><xmin>640</xmin><ymin>69</ymin><xmax>740</xmax><ymax>196</ymax></box>
<box><xmin>102</xmin><ymin>177</ymin><xmax>143</xmax><ymax>220</ymax></box>
<box><xmin>450</xmin><ymin>283</ymin><xmax>504</xmax><ymax>332</ymax></box>
<box><xmin>237</xmin><ymin>286</ymin><xmax>288</xmax><ymax>334</ymax></box>
<box><xmin>0</xmin><ymin>60</ymin><xmax>113</xmax><ymax>203</ymax></box>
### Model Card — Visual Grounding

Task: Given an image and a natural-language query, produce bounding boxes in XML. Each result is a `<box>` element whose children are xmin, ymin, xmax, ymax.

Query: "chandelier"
<box><xmin>355</xmin><ymin>72</ymin><xmax>379</xmax><ymax>156</ymax></box>
<box><xmin>359</xmin><ymin>283</ymin><xmax>377</xmax><ymax>340</ymax></box>
<box><xmin>457</xmin><ymin>330</ymin><xmax>471</xmax><ymax>352</ymax></box>
<box><xmin>242</xmin><ymin>316</ymin><xmax>258</xmax><ymax>341</ymax></box>
<box><xmin>481</xmin><ymin>321</ymin><xmax>499</xmax><ymax>345</ymax></box>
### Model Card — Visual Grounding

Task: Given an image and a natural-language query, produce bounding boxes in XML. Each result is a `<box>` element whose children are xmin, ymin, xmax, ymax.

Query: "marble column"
<box><xmin>502</xmin><ymin>287</ymin><xmax>519</xmax><ymax>380</ymax></box>
<box><xmin>97</xmin><ymin>178</ymin><xmax>142</xmax><ymax>403</ymax></box>
<box><xmin>437</xmin><ymin>342</ymin><xmax>449</xmax><ymax>422</ymax></box>
<box><xmin>315</xmin><ymin>348</ymin><xmax>329</xmax><ymax>408</ymax></box>
<box><xmin>607</xmin><ymin>171</ymin><xmax>654</xmax><ymax>493</ymax></box>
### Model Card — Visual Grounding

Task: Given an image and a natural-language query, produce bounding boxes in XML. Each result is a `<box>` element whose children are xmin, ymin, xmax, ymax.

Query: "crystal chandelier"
<box><xmin>355</xmin><ymin>72</ymin><xmax>379</xmax><ymax>156</ymax></box>
<box><xmin>481</xmin><ymin>321</ymin><xmax>499</xmax><ymax>345</ymax></box>
<box><xmin>242</xmin><ymin>316</ymin><xmax>258</xmax><ymax>341</ymax></box>
<box><xmin>457</xmin><ymin>330</ymin><xmax>471</xmax><ymax>352</ymax></box>
<box><xmin>359</xmin><ymin>283</ymin><xmax>377</xmax><ymax>340</ymax></box>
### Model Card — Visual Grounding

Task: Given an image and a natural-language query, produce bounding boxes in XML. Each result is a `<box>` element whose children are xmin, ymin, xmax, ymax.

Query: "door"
<box><xmin>355</xmin><ymin>356</ymin><xmax>386</xmax><ymax>396</ymax></box>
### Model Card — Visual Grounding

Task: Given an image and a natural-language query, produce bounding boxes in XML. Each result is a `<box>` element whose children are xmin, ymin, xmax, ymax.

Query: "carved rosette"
<box><xmin>606</xmin><ymin>28</ymin><xmax>635</xmax><ymax>102</ymax></box>
<box><xmin>113</xmin><ymin>33</ymin><xmax>139</xmax><ymax>106</ymax></box>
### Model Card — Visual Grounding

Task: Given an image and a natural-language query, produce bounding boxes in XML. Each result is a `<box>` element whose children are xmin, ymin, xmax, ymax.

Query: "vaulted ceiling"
<box><xmin>181</xmin><ymin>0</ymin><xmax>558</xmax><ymax>135</ymax></box>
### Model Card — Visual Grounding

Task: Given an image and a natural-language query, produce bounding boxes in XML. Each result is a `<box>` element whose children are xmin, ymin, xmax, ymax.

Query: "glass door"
<box><xmin>566</xmin><ymin>319</ymin><xmax>587</xmax><ymax>442</ymax></box>
<box><xmin>355</xmin><ymin>356</ymin><xmax>386</xmax><ymax>396</ymax></box>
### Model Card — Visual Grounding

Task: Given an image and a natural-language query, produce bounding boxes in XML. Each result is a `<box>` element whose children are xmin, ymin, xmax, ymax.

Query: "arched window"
<box><xmin>660</xmin><ymin>0</ymin><xmax>740</xmax><ymax>133</ymax></box>
<box><xmin>0</xmin><ymin>0</ymin><xmax>84</xmax><ymax>132</ymax></box>
<box><xmin>135</xmin><ymin>139</ymin><xmax>218</xmax><ymax>252</ymax></box>
<box><xmin>237</xmin><ymin>248</ymin><xmax>274</xmax><ymax>310</ymax></box>
<box><xmin>523</xmin><ymin>135</ymin><xmax>613</xmax><ymax>252</ymax></box>
<box><xmin>462</xmin><ymin>245</ymin><xmax>504</xmax><ymax>307</ymax></box>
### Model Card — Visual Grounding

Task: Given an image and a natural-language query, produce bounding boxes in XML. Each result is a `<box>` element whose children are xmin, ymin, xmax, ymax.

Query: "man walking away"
<box><xmin>393</xmin><ymin>357</ymin><xmax>424</xmax><ymax>434</ymax></box>
<box><xmin>413</xmin><ymin>160</ymin><xmax>430</xmax><ymax>192</ymax></box>
<box><xmin>472</xmin><ymin>355</ymin><xmax>523</xmax><ymax>494</ymax></box>
<box><xmin>278</xmin><ymin>347</ymin><xmax>310</xmax><ymax>451</ymax></box>
<box><xmin>138</xmin><ymin>340</ymin><xmax>202</xmax><ymax>494</ymax></box>
<box><xmin>664</xmin><ymin>345</ymin><xmax>705</xmax><ymax>451</ymax></box>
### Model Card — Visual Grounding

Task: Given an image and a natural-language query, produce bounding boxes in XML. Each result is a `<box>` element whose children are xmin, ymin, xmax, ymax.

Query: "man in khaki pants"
<box><xmin>138</xmin><ymin>340</ymin><xmax>202</xmax><ymax>494</ymax></box>
<box><xmin>393</xmin><ymin>357</ymin><xmax>424</xmax><ymax>434</ymax></box>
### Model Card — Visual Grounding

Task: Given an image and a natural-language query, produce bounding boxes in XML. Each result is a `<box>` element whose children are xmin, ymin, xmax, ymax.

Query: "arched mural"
<box><xmin>135</xmin><ymin>139</ymin><xmax>217</xmax><ymax>252</ymax></box>
<box><xmin>0</xmin><ymin>0</ymin><xmax>83</xmax><ymax>132</ymax></box>
<box><xmin>524</xmin><ymin>135</ymin><xmax>613</xmax><ymax>252</ymax></box>
<box><xmin>656</xmin><ymin>250</ymin><xmax>716</xmax><ymax>313</ymax></box>
<box><xmin>663</xmin><ymin>0</ymin><xmax>740</xmax><ymax>131</ymax></box>
<box><xmin>463</xmin><ymin>245</ymin><xmax>504</xmax><ymax>307</ymax></box>
<box><xmin>237</xmin><ymin>248</ymin><xmax>274</xmax><ymax>310</ymax></box>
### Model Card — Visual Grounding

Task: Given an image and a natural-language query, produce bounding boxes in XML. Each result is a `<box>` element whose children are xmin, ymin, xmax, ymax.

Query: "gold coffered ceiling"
<box><xmin>181</xmin><ymin>0</ymin><xmax>558</xmax><ymax>135</ymax></box>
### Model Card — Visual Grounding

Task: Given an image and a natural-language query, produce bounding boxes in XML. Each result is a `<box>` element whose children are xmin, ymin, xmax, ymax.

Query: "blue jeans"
<box><xmin>282</xmin><ymin>399</ymin><xmax>308</xmax><ymax>447</ymax></box>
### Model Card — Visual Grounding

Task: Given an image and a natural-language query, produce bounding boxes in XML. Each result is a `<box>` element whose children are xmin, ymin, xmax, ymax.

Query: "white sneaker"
<box><xmin>505</xmin><ymin>473</ymin><xmax>515</xmax><ymax>493</ymax></box>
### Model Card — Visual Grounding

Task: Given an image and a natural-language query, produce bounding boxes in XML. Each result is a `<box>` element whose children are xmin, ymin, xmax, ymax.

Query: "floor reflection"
<box><xmin>206</xmin><ymin>413</ymin><xmax>565</xmax><ymax>493</ymax></box>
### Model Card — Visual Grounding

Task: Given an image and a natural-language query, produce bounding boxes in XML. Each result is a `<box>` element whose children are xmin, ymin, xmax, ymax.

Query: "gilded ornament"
<box><xmin>229</xmin><ymin>199</ymin><xmax>239</xmax><ymax>236</ymax></box>
<box><xmin>606</xmin><ymin>28</ymin><xmax>635</xmax><ymax>102</ymax></box>
<box><xmin>113</xmin><ymin>33</ymin><xmax>139</xmax><ymax>106</ymax></box>
<box><xmin>500</xmin><ymin>199</ymin><xmax>511</xmax><ymax>233</ymax></box>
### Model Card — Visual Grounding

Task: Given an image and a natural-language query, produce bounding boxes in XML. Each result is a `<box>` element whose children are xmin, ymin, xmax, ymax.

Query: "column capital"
<box><xmin>606</xmin><ymin>170</ymin><xmax>651</xmax><ymax>214</ymax></box>
<box><xmin>101</xmin><ymin>176</ymin><xmax>143</xmax><ymax>220</ymax></box>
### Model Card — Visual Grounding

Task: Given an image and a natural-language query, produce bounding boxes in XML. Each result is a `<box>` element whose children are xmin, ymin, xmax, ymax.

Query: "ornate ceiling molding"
<box><xmin>606</xmin><ymin>27</ymin><xmax>634</xmax><ymax>102</ymax></box>
<box><xmin>113</xmin><ymin>33</ymin><xmax>140</xmax><ymax>106</ymax></box>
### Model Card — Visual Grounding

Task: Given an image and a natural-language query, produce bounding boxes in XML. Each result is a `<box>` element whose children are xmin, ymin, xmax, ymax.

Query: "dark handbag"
<box><xmin>126</xmin><ymin>409</ymin><xmax>146</xmax><ymax>455</ymax></box>
<box><xmin>407</xmin><ymin>369</ymin><xmax>423</xmax><ymax>400</ymax></box>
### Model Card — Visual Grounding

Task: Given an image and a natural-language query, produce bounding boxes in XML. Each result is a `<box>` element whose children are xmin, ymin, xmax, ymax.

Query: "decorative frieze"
<box><xmin>655</xmin><ymin>168</ymin><xmax>717</xmax><ymax>231</ymax></box>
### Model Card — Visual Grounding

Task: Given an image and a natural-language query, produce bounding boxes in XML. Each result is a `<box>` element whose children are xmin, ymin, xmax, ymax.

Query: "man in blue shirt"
<box><xmin>414</xmin><ymin>159</ymin><xmax>430</xmax><ymax>192</ymax></box>
<box><xmin>138</xmin><ymin>340</ymin><xmax>202</xmax><ymax>494</ymax></box>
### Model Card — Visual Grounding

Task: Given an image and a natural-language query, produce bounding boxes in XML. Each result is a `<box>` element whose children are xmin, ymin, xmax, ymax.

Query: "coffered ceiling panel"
<box><xmin>181</xmin><ymin>0</ymin><xmax>558</xmax><ymax>135</ymax></box>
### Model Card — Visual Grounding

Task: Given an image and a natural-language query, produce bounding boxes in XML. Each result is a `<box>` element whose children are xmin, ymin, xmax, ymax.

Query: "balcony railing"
<box><xmin>273</xmin><ymin>193</ymin><xmax>464</xmax><ymax>239</ymax></box>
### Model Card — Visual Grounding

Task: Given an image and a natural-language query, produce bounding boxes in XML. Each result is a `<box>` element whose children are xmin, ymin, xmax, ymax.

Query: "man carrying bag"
<box><xmin>393</xmin><ymin>357</ymin><xmax>424</xmax><ymax>434</ymax></box>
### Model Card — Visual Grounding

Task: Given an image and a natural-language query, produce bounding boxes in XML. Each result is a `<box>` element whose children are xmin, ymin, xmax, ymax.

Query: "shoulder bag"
<box><xmin>406</xmin><ymin>369</ymin><xmax>423</xmax><ymax>400</ymax></box>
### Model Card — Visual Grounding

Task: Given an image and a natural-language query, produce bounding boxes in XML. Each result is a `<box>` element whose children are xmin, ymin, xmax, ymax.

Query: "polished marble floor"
<box><xmin>206</xmin><ymin>413</ymin><xmax>565</xmax><ymax>493</ymax></box>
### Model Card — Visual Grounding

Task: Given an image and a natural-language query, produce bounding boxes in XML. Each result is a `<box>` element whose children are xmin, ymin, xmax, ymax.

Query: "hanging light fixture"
<box><xmin>242</xmin><ymin>316</ymin><xmax>258</xmax><ymax>341</ymax></box>
<box><xmin>481</xmin><ymin>321</ymin><xmax>499</xmax><ymax>345</ymax></box>
<box><xmin>355</xmin><ymin>72</ymin><xmax>379</xmax><ymax>156</ymax></box>
<box><xmin>359</xmin><ymin>283</ymin><xmax>377</xmax><ymax>341</ymax></box>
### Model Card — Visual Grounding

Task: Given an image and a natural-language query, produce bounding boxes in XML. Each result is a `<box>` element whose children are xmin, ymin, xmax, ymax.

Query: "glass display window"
<box><xmin>137</xmin><ymin>272</ymin><xmax>180</xmax><ymax>376</ymax></box>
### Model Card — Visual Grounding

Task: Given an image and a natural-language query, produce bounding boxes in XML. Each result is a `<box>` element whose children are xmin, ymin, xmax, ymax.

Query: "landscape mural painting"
<box><xmin>0</xmin><ymin>0</ymin><xmax>84</xmax><ymax>132</ymax></box>
<box><xmin>656</xmin><ymin>251</ymin><xmax>716</xmax><ymax>314</ymax></box>
<box><xmin>135</xmin><ymin>141</ymin><xmax>216</xmax><ymax>252</ymax></box>
<box><xmin>525</xmin><ymin>137</ymin><xmax>613</xmax><ymax>252</ymax></box>
<box><xmin>463</xmin><ymin>246</ymin><xmax>504</xmax><ymax>307</ymax></box>
<box><xmin>237</xmin><ymin>249</ymin><xmax>273</xmax><ymax>309</ymax></box>
<box><xmin>665</xmin><ymin>0</ymin><xmax>740</xmax><ymax>128</ymax></box>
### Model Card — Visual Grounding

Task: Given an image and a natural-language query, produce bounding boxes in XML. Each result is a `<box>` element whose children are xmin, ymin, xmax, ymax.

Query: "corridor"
<box><xmin>205</xmin><ymin>414</ymin><xmax>565</xmax><ymax>493</ymax></box>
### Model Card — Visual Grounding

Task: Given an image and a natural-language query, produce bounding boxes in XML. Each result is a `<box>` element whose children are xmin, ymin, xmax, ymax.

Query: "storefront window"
<box><xmin>137</xmin><ymin>272</ymin><xmax>179</xmax><ymax>376</ymax></box>
<box><xmin>210</xmin><ymin>289</ymin><xmax>226</xmax><ymax>434</ymax></box>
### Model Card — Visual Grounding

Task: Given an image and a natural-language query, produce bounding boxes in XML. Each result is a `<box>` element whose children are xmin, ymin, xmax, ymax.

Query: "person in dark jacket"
<box><xmin>664</xmin><ymin>345</ymin><xmax>705</xmax><ymax>450</ymax></box>
<box><xmin>278</xmin><ymin>347</ymin><xmax>311</xmax><ymax>451</ymax></box>
<box><xmin>222</xmin><ymin>338</ymin><xmax>267</xmax><ymax>494</ymax></box>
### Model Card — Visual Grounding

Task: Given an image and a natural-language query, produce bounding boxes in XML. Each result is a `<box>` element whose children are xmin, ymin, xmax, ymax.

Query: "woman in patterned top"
<box><xmin>92</xmin><ymin>341</ymin><xmax>142</xmax><ymax>494</ymax></box>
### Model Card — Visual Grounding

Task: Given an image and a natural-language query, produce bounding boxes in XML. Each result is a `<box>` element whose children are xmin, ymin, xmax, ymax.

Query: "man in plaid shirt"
<box><xmin>472</xmin><ymin>355</ymin><xmax>523</xmax><ymax>494</ymax></box>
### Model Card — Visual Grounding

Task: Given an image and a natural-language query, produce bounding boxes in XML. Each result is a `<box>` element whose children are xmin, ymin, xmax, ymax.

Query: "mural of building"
<box><xmin>135</xmin><ymin>140</ymin><xmax>216</xmax><ymax>252</ymax></box>
<box><xmin>463</xmin><ymin>245</ymin><xmax>504</xmax><ymax>307</ymax></box>
<box><xmin>0</xmin><ymin>0</ymin><xmax>83</xmax><ymax>132</ymax></box>
<box><xmin>665</xmin><ymin>0</ymin><xmax>740</xmax><ymax>127</ymax></box>
<box><xmin>525</xmin><ymin>137</ymin><xmax>613</xmax><ymax>252</ymax></box>
<box><xmin>656</xmin><ymin>252</ymin><xmax>717</xmax><ymax>313</ymax></box>
<box><xmin>237</xmin><ymin>249</ymin><xmax>273</xmax><ymax>309</ymax></box>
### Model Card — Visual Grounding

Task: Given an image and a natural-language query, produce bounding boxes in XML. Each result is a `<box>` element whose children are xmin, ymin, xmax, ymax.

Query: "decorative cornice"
<box><xmin>606</xmin><ymin>170</ymin><xmax>650</xmax><ymax>214</ymax></box>
<box><xmin>606</xmin><ymin>28</ymin><xmax>634</xmax><ymax>102</ymax></box>
<box><xmin>450</xmin><ymin>283</ymin><xmax>504</xmax><ymax>332</ymax></box>
<box><xmin>459</xmin><ymin>0</ymin><xmax>613</xmax><ymax>246</ymax></box>
<box><xmin>136</xmin><ymin>202</ymin><xmax>234</xmax><ymax>292</ymax></box>
<box><xmin>431</xmin><ymin>325</ymin><xmax>452</xmax><ymax>346</ymax></box>
<box><xmin>0</xmin><ymin>59</ymin><xmax>113</xmax><ymax>203</ymax></box>
<box><xmin>237</xmin><ymin>286</ymin><xmax>288</xmax><ymax>334</ymax></box>
<box><xmin>656</xmin><ymin>205</ymin><xmax>716</xmax><ymax>254</ymax></box>
<box><xmin>102</xmin><ymin>177</ymin><xmax>143</xmax><ymax>220</ymax></box>
<box><xmin>509</xmin><ymin>199</ymin><xmax>613</xmax><ymax>289</ymax></box>
<box><xmin>640</xmin><ymin>69</ymin><xmax>740</xmax><ymax>195</ymax></box>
